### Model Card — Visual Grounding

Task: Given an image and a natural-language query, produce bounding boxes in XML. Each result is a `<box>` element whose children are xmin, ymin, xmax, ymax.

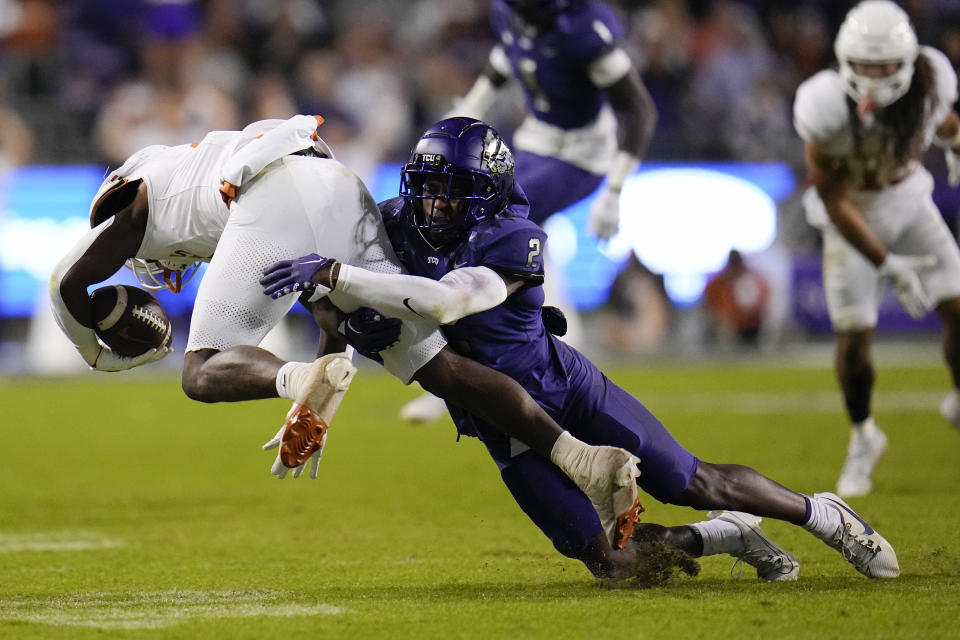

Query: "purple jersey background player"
<box><xmin>453</xmin><ymin>0</ymin><xmax>656</xmax><ymax>234</ymax></box>
<box><xmin>378</xmin><ymin>190</ymin><xmax>699</xmax><ymax>555</ymax></box>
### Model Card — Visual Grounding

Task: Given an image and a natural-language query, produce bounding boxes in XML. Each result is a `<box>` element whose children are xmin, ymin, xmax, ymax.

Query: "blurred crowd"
<box><xmin>2</xmin><ymin>0</ymin><xmax>959</xmax><ymax>177</ymax></box>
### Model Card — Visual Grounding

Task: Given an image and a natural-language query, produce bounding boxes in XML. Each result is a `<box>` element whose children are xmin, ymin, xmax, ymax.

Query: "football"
<box><xmin>89</xmin><ymin>285</ymin><xmax>171</xmax><ymax>357</ymax></box>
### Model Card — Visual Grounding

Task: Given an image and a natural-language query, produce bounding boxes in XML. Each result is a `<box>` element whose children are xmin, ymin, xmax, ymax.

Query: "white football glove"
<box><xmin>946</xmin><ymin>149</ymin><xmax>960</xmax><ymax>188</ymax></box>
<box><xmin>588</xmin><ymin>188</ymin><xmax>621</xmax><ymax>240</ymax></box>
<box><xmin>88</xmin><ymin>343</ymin><xmax>172</xmax><ymax>372</ymax></box>
<box><xmin>878</xmin><ymin>253</ymin><xmax>938</xmax><ymax>319</ymax></box>
<box><xmin>261</xmin><ymin>404</ymin><xmax>326</xmax><ymax>480</ymax></box>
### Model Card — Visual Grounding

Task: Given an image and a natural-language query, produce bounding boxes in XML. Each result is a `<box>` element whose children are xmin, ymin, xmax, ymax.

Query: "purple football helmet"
<box><xmin>400</xmin><ymin>117</ymin><xmax>515</xmax><ymax>249</ymax></box>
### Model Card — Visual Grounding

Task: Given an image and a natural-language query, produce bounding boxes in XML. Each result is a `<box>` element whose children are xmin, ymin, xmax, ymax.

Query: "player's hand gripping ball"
<box><xmin>89</xmin><ymin>285</ymin><xmax>172</xmax><ymax>357</ymax></box>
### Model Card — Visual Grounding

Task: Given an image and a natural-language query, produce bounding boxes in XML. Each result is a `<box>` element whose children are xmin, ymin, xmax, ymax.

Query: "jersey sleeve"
<box><xmin>793</xmin><ymin>70</ymin><xmax>854</xmax><ymax>156</ymax></box>
<box><xmin>476</xmin><ymin>218</ymin><xmax>547</xmax><ymax>284</ymax></box>
<box><xmin>561</xmin><ymin>1</ymin><xmax>625</xmax><ymax>64</ymax></box>
<box><xmin>922</xmin><ymin>46</ymin><xmax>958</xmax><ymax>129</ymax></box>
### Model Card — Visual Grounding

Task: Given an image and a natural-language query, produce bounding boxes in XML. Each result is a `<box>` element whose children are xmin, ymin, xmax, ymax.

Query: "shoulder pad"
<box><xmin>921</xmin><ymin>46</ymin><xmax>958</xmax><ymax>125</ymax></box>
<box><xmin>475</xmin><ymin>216</ymin><xmax>547</xmax><ymax>281</ymax></box>
<box><xmin>794</xmin><ymin>70</ymin><xmax>852</xmax><ymax>154</ymax></box>
<box><xmin>377</xmin><ymin>197</ymin><xmax>406</xmax><ymax>223</ymax></box>
<box><xmin>556</xmin><ymin>1</ymin><xmax>624</xmax><ymax>61</ymax></box>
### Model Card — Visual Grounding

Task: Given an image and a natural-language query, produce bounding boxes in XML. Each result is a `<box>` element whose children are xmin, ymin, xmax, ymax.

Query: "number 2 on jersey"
<box><xmin>526</xmin><ymin>237</ymin><xmax>542</xmax><ymax>268</ymax></box>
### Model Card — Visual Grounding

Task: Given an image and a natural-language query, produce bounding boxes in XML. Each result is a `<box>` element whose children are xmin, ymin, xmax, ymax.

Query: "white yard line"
<box><xmin>0</xmin><ymin>590</ymin><xmax>342</xmax><ymax>629</ymax></box>
<box><xmin>0</xmin><ymin>533</ymin><xmax>123</xmax><ymax>553</ymax></box>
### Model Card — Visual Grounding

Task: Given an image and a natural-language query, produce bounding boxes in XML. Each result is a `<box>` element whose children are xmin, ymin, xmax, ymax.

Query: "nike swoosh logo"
<box><xmin>299</xmin><ymin>259</ymin><xmax>328</xmax><ymax>265</ymax></box>
<box><xmin>402</xmin><ymin>298</ymin><xmax>424</xmax><ymax>318</ymax></box>
<box><xmin>453</xmin><ymin>261</ymin><xmax>468</xmax><ymax>269</ymax></box>
<box><xmin>831</xmin><ymin>499</ymin><xmax>875</xmax><ymax>535</ymax></box>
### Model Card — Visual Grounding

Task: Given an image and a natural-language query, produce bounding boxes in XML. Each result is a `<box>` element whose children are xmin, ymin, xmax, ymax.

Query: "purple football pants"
<box><xmin>514</xmin><ymin>150</ymin><xmax>605</xmax><ymax>226</ymax></box>
<box><xmin>475</xmin><ymin>343</ymin><xmax>699</xmax><ymax>558</ymax></box>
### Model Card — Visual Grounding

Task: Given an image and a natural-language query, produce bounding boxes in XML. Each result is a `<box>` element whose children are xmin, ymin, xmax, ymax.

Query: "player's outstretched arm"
<box><xmin>587</xmin><ymin>51</ymin><xmax>657</xmax><ymax>239</ymax></box>
<box><xmin>444</xmin><ymin>48</ymin><xmax>510</xmax><ymax>121</ymax></box>
<box><xmin>260</xmin><ymin>255</ymin><xmax>511</xmax><ymax>325</ymax></box>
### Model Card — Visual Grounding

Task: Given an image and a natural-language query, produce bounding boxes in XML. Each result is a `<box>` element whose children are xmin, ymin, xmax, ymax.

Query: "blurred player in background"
<box><xmin>794</xmin><ymin>0</ymin><xmax>960</xmax><ymax>497</ymax></box>
<box><xmin>264</xmin><ymin>117</ymin><xmax>900</xmax><ymax>583</ymax></box>
<box><xmin>48</xmin><ymin>115</ymin><xmax>639</xmax><ymax>526</ymax></box>
<box><xmin>402</xmin><ymin>0</ymin><xmax>658</xmax><ymax>422</ymax></box>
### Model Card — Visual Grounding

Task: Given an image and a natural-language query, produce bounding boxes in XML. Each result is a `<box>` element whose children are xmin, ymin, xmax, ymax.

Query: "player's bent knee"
<box><xmin>181</xmin><ymin>349</ymin><xmax>218</xmax><ymax>402</ymax></box>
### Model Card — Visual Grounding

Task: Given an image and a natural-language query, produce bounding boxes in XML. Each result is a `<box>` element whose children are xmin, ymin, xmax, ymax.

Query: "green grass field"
<box><xmin>1</xmin><ymin>357</ymin><xmax>959</xmax><ymax>638</ymax></box>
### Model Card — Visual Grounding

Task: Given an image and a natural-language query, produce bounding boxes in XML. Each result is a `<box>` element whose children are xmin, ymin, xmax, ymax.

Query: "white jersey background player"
<box><xmin>794</xmin><ymin>0</ymin><xmax>960</xmax><ymax>497</ymax></box>
<box><xmin>47</xmin><ymin>115</ymin><xmax>640</xmax><ymax>527</ymax></box>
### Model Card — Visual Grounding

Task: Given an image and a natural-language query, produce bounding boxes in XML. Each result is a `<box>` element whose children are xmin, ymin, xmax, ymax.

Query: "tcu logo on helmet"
<box><xmin>482</xmin><ymin>131</ymin><xmax>514</xmax><ymax>177</ymax></box>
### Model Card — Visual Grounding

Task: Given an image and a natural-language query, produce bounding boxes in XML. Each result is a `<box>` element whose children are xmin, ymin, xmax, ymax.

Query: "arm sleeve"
<box><xmin>220</xmin><ymin>115</ymin><xmax>325</xmax><ymax>188</ymax></box>
<box><xmin>48</xmin><ymin>220</ymin><xmax>115</xmax><ymax>365</ymax></box>
<box><xmin>587</xmin><ymin>47</ymin><xmax>633</xmax><ymax>88</ymax></box>
<box><xmin>476</xmin><ymin>223</ymin><xmax>547</xmax><ymax>283</ymax></box>
<box><xmin>333</xmin><ymin>265</ymin><xmax>509</xmax><ymax>325</ymax></box>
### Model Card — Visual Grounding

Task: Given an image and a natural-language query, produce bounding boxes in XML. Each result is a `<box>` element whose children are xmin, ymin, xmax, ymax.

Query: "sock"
<box><xmin>549</xmin><ymin>431</ymin><xmax>589</xmax><ymax>477</ymax></box>
<box><xmin>275</xmin><ymin>361</ymin><xmax>309</xmax><ymax>400</ymax></box>
<box><xmin>800</xmin><ymin>495</ymin><xmax>843</xmax><ymax>542</ymax></box>
<box><xmin>852</xmin><ymin>416</ymin><xmax>878</xmax><ymax>436</ymax></box>
<box><xmin>689</xmin><ymin>517</ymin><xmax>743</xmax><ymax>557</ymax></box>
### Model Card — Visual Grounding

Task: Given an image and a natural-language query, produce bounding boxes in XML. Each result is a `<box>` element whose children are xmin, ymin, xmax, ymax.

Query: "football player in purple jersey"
<box><xmin>454</xmin><ymin>0</ymin><xmax>655</xmax><ymax>234</ymax></box>
<box><xmin>402</xmin><ymin>0</ymin><xmax>657</xmax><ymax>423</ymax></box>
<box><xmin>262</xmin><ymin>118</ymin><xmax>901</xmax><ymax>583</ymax></box>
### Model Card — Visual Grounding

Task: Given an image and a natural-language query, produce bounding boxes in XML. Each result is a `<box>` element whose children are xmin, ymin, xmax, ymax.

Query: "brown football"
<box><xmin>89</xmin><ymin>285</ymin><xmax>171</xmax><ymax>357</ymax></box>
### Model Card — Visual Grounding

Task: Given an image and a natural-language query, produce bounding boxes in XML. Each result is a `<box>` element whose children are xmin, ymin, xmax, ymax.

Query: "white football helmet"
<box><xmin>834</xmin><ymin>0</ymin><xmax>919</xmax><ymax>107</ymax></box>
<box><xmin>125</xmin><ymin>257</ymin><xmax>202</xmax><ymax>293</ymax></box>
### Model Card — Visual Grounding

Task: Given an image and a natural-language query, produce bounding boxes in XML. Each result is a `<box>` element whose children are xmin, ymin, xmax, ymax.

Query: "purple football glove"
<box><xmin>260</xmin><ymin>253</ymin><xmax>335</xmax><ymax>300</ymax></box>
<box><xmin>338</xmin><ymin>307</ymin><xmax>402</xmax><ymax>362</ymax></box>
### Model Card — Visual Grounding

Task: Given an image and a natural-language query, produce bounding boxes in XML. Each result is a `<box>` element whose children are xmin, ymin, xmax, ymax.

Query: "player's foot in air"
<box><xmin>713</xmin><ymin>511</ymin><xmax>799</xmax><ymax>582</ymax></box>
<box><xmin>400</xmin><ymin>391</ymin><xmax>447</xmax><ymax>423</ymax></box>
<box><xmin>296</xmin><ymin>352</ymin><xmax>357</xmax><ymax>415</ymax></box>
<box><xmin>812</xmin><ymin>492</ymin><xmax>900</xmax><ymax>578</ymax></box>
<box><xmin>939</xmin><ymin>389</ymin><xmax>960</xmax><ymax>430</ymax></box>
<box><xmin>836</xmin><ymin>420</ymin><xmax>886</xmax><ymax>497</ymax></box>
<box><xmin>269</xmin><ymin>352</ymin><xmax>357</xmax><ymax>478</ymax></box>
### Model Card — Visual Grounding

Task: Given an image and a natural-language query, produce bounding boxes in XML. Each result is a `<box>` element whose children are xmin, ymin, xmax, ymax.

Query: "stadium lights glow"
<box><xmin>546</xmin><ymin>168</ymin><xmax>780</xmax><ymax>308</ymax></box>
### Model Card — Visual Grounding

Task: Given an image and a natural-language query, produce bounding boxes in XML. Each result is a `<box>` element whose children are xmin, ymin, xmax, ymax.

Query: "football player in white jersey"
<box><xmin>48</xmin><ymin>115</ymin><xmax>646</xmax><ymax>555</ymax></box>
<box><xmin>794</xmin><ymin>0</ymin><xmax>960</xmax><ymax>497</ymax></box>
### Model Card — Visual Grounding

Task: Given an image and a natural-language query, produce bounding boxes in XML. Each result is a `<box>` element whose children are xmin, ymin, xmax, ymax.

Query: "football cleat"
<box><xmin>714</xmin><ymin>511</ymin><xmax>799</xmax><ymax>582</ymax></box>
<box><xmin>939</xmin><ymin>389</ymin><xmax>960</xmax><ymax>430</ymax></box>
<box><xmin>399</xmin><ymin>391</ymin><xmax>448</xmax><ymax>423</ymax></box>
<box><xmin>278</xmin><ymin>404</ymin><xmax>328</xmax><ymax>468</ymax></box>
<box><xmin>813</xmin><ymin>492</ymin><xmax>900</xmax><ymax>578</ymax></box>
<box><xmin>567</xmin><ymin>446</ymin><xmax>643</xmax><ymax>550</ymax></box>
<box><xmin>836</xmin><ymin>421</ymin><xmax>887</xmax><ymax>498</ymax></box>
<box><xmin>295</xmin><ymin>353</ymin><xmax>357</xmax><ymax>417</ymax></box>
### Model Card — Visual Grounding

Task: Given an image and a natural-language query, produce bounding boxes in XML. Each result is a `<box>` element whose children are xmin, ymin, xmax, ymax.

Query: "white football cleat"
<box><xmin>714</xmin><ymin>511</ymin><xmax>799</xmax><ymax>582</ymax></box>
<box><xmin>400</xmin><ymin>392</ymin><xmax>447</xmax><ymax>423</ymax></box>
<box><xmin>812</xmin><ymin>492</ymin><xmax>900</xmax><ymax>578</ymax></box>
<box><xmin>296</xmin><ymin>352</ymin><xmax>357</xmax><ymax>418</ymax></box>
<box><xmin>939</xmin><ymin>389</ymin><xmax>960</xmax><ymax>430</ymax></box>
<box><xmin>836</xmin><ymin>420</ymin><xmax>887</xmax><ymax>498</ymax></box>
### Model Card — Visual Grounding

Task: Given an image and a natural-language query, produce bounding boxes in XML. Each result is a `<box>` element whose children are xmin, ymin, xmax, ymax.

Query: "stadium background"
<box><xmin>2</xmin><ymin>3</ymin><xmax>960</xmax><ymax>635</ymax></box>
<box><xmin>1</xmin><ymin>0</ymin><xmax>960</xmax><ymax>371</ymax></box>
